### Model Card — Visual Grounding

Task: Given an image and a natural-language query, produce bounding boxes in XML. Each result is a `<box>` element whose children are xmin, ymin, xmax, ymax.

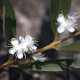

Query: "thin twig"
<box><xmin>0</xmin><ymin>59</ymin><xmax>18</xmax><ymax>69</ymax></box>
<box><xmin>0</xmin><ymin>32</ymin><xmax>80</xmax><ymax>69</ymax></box>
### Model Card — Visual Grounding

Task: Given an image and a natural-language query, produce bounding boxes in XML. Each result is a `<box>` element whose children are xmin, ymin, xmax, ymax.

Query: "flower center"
<box><xmin>13</xmin><ymin>45</ymin><xmax>22</xmax><ymax>51</ymax></box>
<box><xmin>61</xmin><ymin>20</ymin><xmax>68</xmax><ymax>27</ymax></box>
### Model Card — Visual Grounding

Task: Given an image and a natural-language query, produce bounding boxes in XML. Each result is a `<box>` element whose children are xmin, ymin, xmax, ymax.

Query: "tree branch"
<box><xmin>0</xmin><ymin>32</ymin><xmax>80</xmax><ymax>69</ymax></box>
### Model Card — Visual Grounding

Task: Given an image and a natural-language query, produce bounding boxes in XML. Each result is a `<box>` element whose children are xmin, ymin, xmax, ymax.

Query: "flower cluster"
<box><xmin>57</xmin><ymin>11</ymin><xmax>80</xmax><ymax>33</ymax></box>
<box><xmin>9</xmin><ymin>35</ymin><xmax>46</xmax><ymax>62</ymax></box>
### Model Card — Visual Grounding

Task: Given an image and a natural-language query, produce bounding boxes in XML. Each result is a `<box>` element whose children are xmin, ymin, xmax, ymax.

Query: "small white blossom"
<box><xmin>9</xmin><ymin>38</ymin><xmax>24</xmax><ymax>59</ymax></box>
<box><xmin>32</xmin><ymin>52</ymin><xmax>46</xmax><ymax>62</ymax></box>
<box><xmin>19</xmin><ymin>35</ymin><xmax>46</xmax><ymax>62</ymax></box>
<box><xmin>19</xmin><ymin>35</ymin><xmax>37</xmax><ymax>52</ymax></box>
<box><xmin>9</xmin><ymin>35</ymin><xmax>46</xmax><ymax>61</ymax></box>
<box><xmin>57</xmin><ymin>11</ymin><xmax>80</xmax><ymax>33</ymax></box>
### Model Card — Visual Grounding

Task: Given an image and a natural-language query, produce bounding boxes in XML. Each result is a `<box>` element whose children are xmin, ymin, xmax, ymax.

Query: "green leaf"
<box><xmin>59</xmin><ymin>41</ymin><xmax>80</xmax><ymax>53</ymax></box>
<box><xmin>0</xmin><ymin>0</ymin><xmax>3</xmax><ymax>9</ymax></box>
<box><xmin>50</xmin><ymin>0</ymin><xmax>71</xmax><ymax>39</ymax></box>
<box><xmin>3</xmin><ymin>0</ymin><xmax>16</xmax><ymax>46</ymax></box>
<box><xmin>20</xmin><ymin>59</ymin><xmax>80</xmax><ymax>72</ymax></box>
<box><xmin>19</xmin><ymin>74</ymin><xmax>23</xmax><ymax>80</ymax></box>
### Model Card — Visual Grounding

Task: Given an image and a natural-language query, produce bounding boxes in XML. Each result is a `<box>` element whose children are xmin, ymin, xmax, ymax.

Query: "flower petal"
<box><xmin>32</xmin><ymin>53</ymin><xmax>46</xmax><ymax>62</ymax></box>
<box><xmin>57</xmin><ymin>14</ymin><xmax>65</xmax><ymax>23</ymax></box>
<box><xmin>57</xmin><ymin>26</ymin><xmax>65</xmax><ymax>33</ymax></box>
<box><xmin>11</xmin><ymin>38</ymin><xmax>19</xmax><ymax>46</ymax></box>
<box><xmin>38</xmin><ymin>57</ymin><xmax>46</xmax><ymax>62</ymax></box>
<box><xmin>19</xmin><ymin>36</ymin><xmax>24</xmax><ymax>43</ymax></box>
<box><xmin>32</xmin><ymin>54</ymin><xmax>40</xmax><ymax>61</ymax></box>
<box><xmin>20</xmin><ymin>42</ymin><xmax>28</xmax><ymax>51</ymax></box>
<box><xmin>29</xmin><ymin>45</ymin><xmax>37</xmax><ymax>51</ymax></box>
<box><xmin>25</xmin><ymin>35</ymin><xmax>32</xmax><ymax>42</ymax></box>
<box><xmin>16</xmin><ymin>51</ymin><xmax>23</xmax><ymax>59</ymax></box>
<box><xmin>32</xmin><ymin>45</ymin><xmax>37</xmax><ymax>50</ymax></box>
<box><xmin>9</xmin><ymin>48</ymin><xmax>16</xmax><ymax>54</ymax></box>
<box><xmin>67</xmin><ymin>27</ymin><xmax>75</xmax><ymax>32</ymax></box>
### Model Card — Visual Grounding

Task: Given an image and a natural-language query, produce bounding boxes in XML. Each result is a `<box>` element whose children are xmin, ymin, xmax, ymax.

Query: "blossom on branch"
<box><xmin>9</xmin><ymin>35</ymin><xmax>46</xmax><ymax>62</ymax></box>
<box><xmin>57</xmin><ymin>11</ymin><xmax>80</xmax><ymax>33</ymax></box>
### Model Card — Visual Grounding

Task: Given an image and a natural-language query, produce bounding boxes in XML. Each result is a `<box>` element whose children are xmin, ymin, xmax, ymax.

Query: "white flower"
<box><xmin>19</xmin><ymin>35</ymin><xmax>46</xmax><ymax>62</ymax></box>
<box><xmin>57</xmin><ymin>11</ymin><xmax>80</xmax><ymax>33</ymax></box>
<box><xmin>19</xmin><ymin>35</ymin><xmax>37</xmax><ymax>52</ymax></box>
<box><xmin>9</xmin><ymin>38</ymin><xmax>24</xmax><ymax>59</ymax></box>
<box><xmin>9</xmin><ymin>35</ymin><xmax>46</xmax><ymax>61</ymax></box>
<box><xmin>32</xmin><ymin>52</ymin><xmax>46</xmax><ymax>62</ymax></box>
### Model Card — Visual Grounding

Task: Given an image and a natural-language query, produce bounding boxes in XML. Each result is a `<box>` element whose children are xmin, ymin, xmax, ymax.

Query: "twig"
<box><xmin>0</xmin><ymin>32</ymin><xmax>80</xmax><ymax>69</ymax></box>
<box><xmin>0</xmin><ymin>59</ymin><xmax>18</xmax><ymax>69</ymax></box>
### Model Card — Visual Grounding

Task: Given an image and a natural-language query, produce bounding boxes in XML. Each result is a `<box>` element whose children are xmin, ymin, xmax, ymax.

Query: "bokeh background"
<box><xmin>0</xmin><ymin>0</ymin><xmax>80</xmax><ymax>80</ymax></box>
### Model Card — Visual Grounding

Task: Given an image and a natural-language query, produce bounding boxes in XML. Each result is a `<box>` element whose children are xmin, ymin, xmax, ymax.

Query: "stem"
<box><xmin>0</xmin><ymin>59</ymin><xmax>18</xmax><ymax>69</ymax></box>
<box><xmin>0</xmin><ymin>32</ymin><xmax>80</xmax><ymax>69</ymax></box>
<box><xmin>26</xmin><ymin>31</ymin><xmax>80</xmax><ymax>57</ymax></box>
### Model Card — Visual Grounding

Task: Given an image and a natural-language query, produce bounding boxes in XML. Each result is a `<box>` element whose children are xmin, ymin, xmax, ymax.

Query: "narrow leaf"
<box><xmin>50</xmin><ymin>0</ymin><xmax>71</xmax><ymax>39</ymax></box>
<box><xmin>0</xmin><ymin>0</ymin><xmax>3</xmax><ymax>9</ymax></box>
<box><xmin>3</xmin><ymin>0</ymin><xmax>16</xmax><ymax>45</ymax></box>
<box><xmin>59</xmin><ymin>41</ymin><xmax>80</xmax><ymax>53</ymax></box>
<box><xmin>20</xmin><ymin>59</ymin><xmax>80</xmax><ymax>72</ymax></box>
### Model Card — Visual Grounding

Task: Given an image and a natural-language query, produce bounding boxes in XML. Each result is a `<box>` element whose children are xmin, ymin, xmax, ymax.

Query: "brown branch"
<box><xmin>0</xmin><ymin>59</ymin><xmax>18</xmax><ymax>69</ymax></box>
<box><xmin>0</xmin><ymin>48</ymin><xmax>45</xmax><ymax>69</ymax></box>
<box><xmin>26</xmin><ymin>48</ymin><xmax>44</xmax><ymax>57</ymax></box>
<box><xmin>0</xmin><ymin>32</ymin><xmax>80</xmax><ymax>69</ymax></box>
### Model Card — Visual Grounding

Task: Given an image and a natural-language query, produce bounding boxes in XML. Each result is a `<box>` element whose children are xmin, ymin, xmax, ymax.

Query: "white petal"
<box><xmin>32</xmin><ymin>54</ymin><xmax>40</xmax><ymax>61</ymax></box>
<box><xmin>29</xmin><ymin>45</ymin><xmax>37</xmax><ymax>51</ymax></box>
<box><xmin>32</xmin><ymin>45</ymin><xmax>37</xmax><ymax>50</ymax></box>
<box><xmin>32</xmin><ymin>53</ymin><xmax>46</xmax><ymax>62</ymax></box>
<box><xmin>16</xmin><ymin>51</ymin><xmax>23</xmax><ymax>59</ymax></box>
<box><xmin>68</xmin><ymin>16</ymin><xmax>76</xmax><ymax>23</ymax></box>
<box><xmin>11</xmin><ymin>38</ymin><xmax>19</xmax><ymax>46</ymax></box>
<box><xmin>57</xmin><ymin>14</ymin><xmax>65</xmax><ymax>23</ymax></box>
<box><xmin>32</xmin><ymin>55</ymin><xmax>38</xmax><ymax>60</ymax></box>
<box><xmin>20</xmin><ymin>43</ymin><xmax>27</xmax><ymax>49</ymax></box>
<box><xmin>57</xmin><ymin>26</ymin><xmax>65</xmax><ymax>33</ymax></box>
<box><xmin>25</xmin><ymin>35</ymin><xmax>32</xmax><ymax>42</ymax></box>
<box><xmin>25</xmin><ymin>35</ymin><xmax>34</xmax><ymax>45</ymax></box>
<box><xmin>25</xmin><ymin>35</ymin><xmax>35</xmax><ymax>47</ymax></box>
<box><xmin>67</xmin><ymin>27</ymin><xmax>75</xmax><ymax>32</ymax></box>
<box><xmin>38</xmin><ymin>57</ymin><xmax>46</xmax><ymax>62</ymax></box>
<box><xmin>19</xmin><ymin>36</ymin><xmax>24</xmax><ymax>42</ymax></box>
<box><xmin>9</xmin><ymin>48</ymin><xmax>16</xmax><ymax>54</ymax></box>
<box><xmin>21</xmin><ymin>43</ymin><xmax>29</xmax><ymax>52</ymax></box>
<box><xmin>21</xmin><ymin>44</ymin><xmax>29</xmax><ymax>52</ymax></box>
<box><xmin>36</xmin><ymin>52</ymin><xmax>42</xmax><ymax>55</ymax></box>
<box><xmin>32</xmin><ymin>53</ymin><xmax>42</xmax><ymax>60</ymax></box>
